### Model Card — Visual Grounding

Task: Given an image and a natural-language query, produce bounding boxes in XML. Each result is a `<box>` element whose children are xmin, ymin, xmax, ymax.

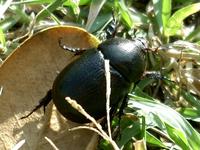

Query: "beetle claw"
<box><xmin>20</xmin><ymin>90</ymin><xmax>52</xmax><ymax>119</ymax></box>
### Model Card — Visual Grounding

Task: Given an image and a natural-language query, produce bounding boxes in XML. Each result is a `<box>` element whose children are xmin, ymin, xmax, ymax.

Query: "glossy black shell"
<box><xmin>52</xmin><ymin>38</ymin><xmax>147</xmax><ymax>123</ymax></box>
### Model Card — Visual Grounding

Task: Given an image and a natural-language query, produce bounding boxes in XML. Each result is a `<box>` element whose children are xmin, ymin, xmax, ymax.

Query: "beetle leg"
<box><xmin>143</xmin><ymin>71</ymin><xmax>163</xmax><ymax>80</ymax></box>
<box><xmin>20</xmin><ymin>90</ymin><xmax>52</xmax><ymax>119</ymax></box>
<box><xmin>110</xmin><ymin>96</ymin><xmax>128</xmax><ymax>139</ymax></box>
<box><xmin>143</xmin><ymin>71</ymin><xmax>173</xmax><ymax>82</ymax></box>
<box><xmin>58</xmin><ymin>38</ymin><xmax>86</xmax><ymax>55</ymax></box>
<box><xmin>118</xmin><ymin>96</ymin><xmax>128</xmax><ymax>124</ymax></box>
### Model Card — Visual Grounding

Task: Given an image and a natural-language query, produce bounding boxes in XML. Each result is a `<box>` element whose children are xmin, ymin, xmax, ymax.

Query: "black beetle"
<box><xmin>21</xmin><ymin>37</ymin><xmax>148</xmax><ymax>123</ymax></box>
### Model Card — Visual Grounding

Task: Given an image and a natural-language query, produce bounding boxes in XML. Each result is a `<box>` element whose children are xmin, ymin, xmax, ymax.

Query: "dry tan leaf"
<box><xmin>0</xmin><ymin>26</ymin><xmax>100</xmax><ymax>150</ymax></box>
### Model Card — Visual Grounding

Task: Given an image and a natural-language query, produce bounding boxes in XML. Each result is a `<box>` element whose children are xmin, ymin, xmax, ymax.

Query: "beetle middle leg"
<box><xmin>109</xmin><ymin>96</ymin><xmax>128</xmax><ymax>139</ymax></box>
<box><xmin>58</xmin><ymin>38</ymin><xmax>87</xmax><ymax>55</ymax></box>
<box><xmin>20</xmin><ymin>90</ymin><xmax>52</xmax><ymax>119</ymax></box>
<box><xmin>118</xmin><ymin>96</ymin><xmax>128</xmax><ymax>122</ymax></box>
<box><xmin>117</xmin><ymin>96</ymin><xmax>128</xmax><ymax>134</ymax></box>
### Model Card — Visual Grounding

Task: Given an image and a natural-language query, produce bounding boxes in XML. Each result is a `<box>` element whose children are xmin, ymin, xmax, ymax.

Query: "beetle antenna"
<box><xmin>20</xmin><ymin>90</ymin><xmax>52</xmax><ymax>119</ymax></box>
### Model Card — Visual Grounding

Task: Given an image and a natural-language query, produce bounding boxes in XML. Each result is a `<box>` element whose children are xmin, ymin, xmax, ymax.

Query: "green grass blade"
<box><xmin>186</xmin><ymin>26</ymin><xmax>200</xmax><ymax>42</ymax></box>
<box><xmin>128</xmin><ymin>94</ymin><xmax>200</xmax><ymax>149</ymax></box>
<box><xmin>89</xmin><ymin>12</ymin><xmax>112</xmax><ymax>33</ymax></box>
<box><xmin>11</xmin><ymin>0</ymin><xmax>53</xmax><ymax>5</ymax></box>
<box><xmin>182</xmin><ymin>91</ymin><xmax>200</xmax><ymax>110</ymax></box>
<box><xmin>152</xmin><ymin>0</ymin><xmax>171</xmax><ymax>36</ymax></box>
<box><xmin>165</xmin><ymin>2</ymin><xmax>200</xmax><ymax>36</ymax></box>
<box><xmin>117</xmin><ymin>121</ymin><xmax>141</xmax><ymax>147</ymax></box>
<box><xmin>36</xmin><ymin>0</ymin><xmax>64</xmax><ymax>21</ymax></box>
<box><xmin>116</xmin><ymin>0</ymin><xmax>133</xmax><ymax>29</ymax></box>
<box><xmin>146</xmin><ymin>132</ymin><xmax>167</xmax><ymax>148</ymax></box>
<box><xmin>179</xmin><ymin>107</ymin><xmax>200</xmax><ymax>122</ymax></box>
<box><xmin>0</xmin><ymin>16</ymin><xmax>20</xmax><ymax>31</ymax></box>
<box><xmin>85</xmin><ymin>0</ymin><xmax>106</xmax><ymax>31</ymax></box>
<box><xmin>0</xmin><ymin>27</ymin><xmax>6</xmax><ymax>53</ymax></box>
<box><xmin>63</xmin><ymin>0</ymin><xmax>80</xmax><ymax>15</ymax></box>
<box><xmin>162</xmin><ymin>0</ymin><xmax>171</xmax><ymax>30</ymax></box>
<box><xmin>164</xmin><ymin>122</ymin><xmax>190</xmax><ymax>150</ymax></box>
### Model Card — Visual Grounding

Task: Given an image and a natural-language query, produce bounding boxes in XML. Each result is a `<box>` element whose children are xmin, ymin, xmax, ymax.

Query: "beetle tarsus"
<box><xmin>144</xmin><ymin>71</ymin><xmax>173</xmax><ymax>82</ymax></box>
<box><xmin>20</xmin><ymin>90</ymin><xmax>52</xmax><ymax>119</ymax></box>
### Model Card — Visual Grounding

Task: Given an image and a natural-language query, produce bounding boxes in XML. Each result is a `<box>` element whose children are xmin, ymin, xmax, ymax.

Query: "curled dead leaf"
<box><xmin>0</xmin><ymin>26</ymin><xmax>100</xmax><ymax>150</ymax></box>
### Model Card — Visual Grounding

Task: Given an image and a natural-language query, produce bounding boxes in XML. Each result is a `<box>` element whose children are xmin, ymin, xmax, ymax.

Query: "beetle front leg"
<box><xmin>20</xmin><ymin>90</ymin><xmax>52</xmax><ymax>119</ymax></box>
<box><xmin>58</xmin><ymin>38</ymin><xmax>87</xmax><ymax>55</ymax></box>
<box><xmin>118</xmin><ymin>96</ymin><xmax>128</xmax><ymax>123</ymax></box>
<box><xmin>143</xmin><ymin>71</ymin><xmax>175</xmax><ymax>83</ymax></box>
<box><xmin>143</xmin><ymin>71</ymin><xmax>168</xmax><ymax>81</ymax></box>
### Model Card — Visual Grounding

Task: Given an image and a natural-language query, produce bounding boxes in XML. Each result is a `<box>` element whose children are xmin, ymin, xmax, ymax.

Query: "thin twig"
<box><xmin>65</xmin><ymin>97</ymin><xmax>120</xmax><ymax>150</ymax></box>
<box><xmin>65</xmin><ymin>97</ymin><xmax>102</xmax><ymax>130</ymax></box>
<box><xmin>44</xmin><ymin>136</ymin><xmax>59</xmax><ymax>150</ymax></box>
<box><xmin>11</xmin><ymin>139</ymin><xmax>25</xmax><ymax>150</ymax></box>
<box><xmin>69</xmin><ymin>126</ymin><xmax>106</xmax><ymax>140</ymax></box>
<box><xmin>104</xmin><ymin>59</ymin><xmax>112</xmax><ymax>138</ymax></box>
<box><xmin>0</xmin><ymin>86</ymin><xmax>3</xmax><ymax>96</ymax></box>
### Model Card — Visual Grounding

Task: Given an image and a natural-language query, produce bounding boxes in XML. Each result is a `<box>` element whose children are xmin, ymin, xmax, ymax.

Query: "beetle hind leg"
<box><xmin>118</xmin><ymin>96</ymin><xmax>128</xmax><ymax>120</ymax></box>
<box><xmin>20</xmin><ymin>90</ymin><xmax>52</xmax><ymax>119</ymax></box>
<box><xmin>58</xmin><ymin>38</ymin><xmax>86</xmax><ymax>55</ymax></box>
